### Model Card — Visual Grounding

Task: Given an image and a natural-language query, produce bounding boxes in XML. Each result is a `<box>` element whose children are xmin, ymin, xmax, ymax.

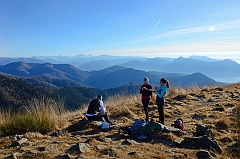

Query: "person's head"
<box><xmin>97</xmin><ymin>95</ymin><xmax>102</xmax><ymax>101</ymax></box>
<box><xmin>143</xmin><ymin>77</ymin><xmax>149</xmax><ymax>84</ymax></box>
<box><xmin>160</xmin><ymin>78</ymin><xmax>170</xmax><ymax>88</ymax></box>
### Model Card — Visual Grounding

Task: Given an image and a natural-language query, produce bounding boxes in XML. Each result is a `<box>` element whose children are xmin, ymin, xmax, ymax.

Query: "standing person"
<box><xmin>140</xmin><ymin>77</ymin><xmax>153</xmax><ymax>122</ymax></box>
<box><xmin>155</xmin><ymin>78</ymin><xmax>170</xmax><ymax>125</ymax></box>
<box><xmin>86</xmin><ymin>95</ymin><xmax>115</xmax><ymax>125</ymax></box>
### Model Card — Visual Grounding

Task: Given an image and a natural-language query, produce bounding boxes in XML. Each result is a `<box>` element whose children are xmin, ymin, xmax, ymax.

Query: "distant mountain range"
<box><xmin>0</xmin><ymin>62</ymin><xmax>90</xmax><ymax>87</ymax></box>
<box><xmin>1</xmin><ymin>55</ymin><xmax>239</xmax><ymax>80</ymax></box>
<box><xmin>0</xmin><ymin>61</ymin><xmax>221</xmax><ymax>89</ymax></box>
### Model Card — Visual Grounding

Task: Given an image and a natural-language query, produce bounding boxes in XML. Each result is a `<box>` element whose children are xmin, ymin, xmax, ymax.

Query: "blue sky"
<box><xmin>0</xmin><ymin>0</ymin><xmax>240</xmax><ymax>62</ymax></box>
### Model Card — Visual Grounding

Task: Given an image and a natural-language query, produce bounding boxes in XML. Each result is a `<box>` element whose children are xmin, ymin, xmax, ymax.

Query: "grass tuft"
<box><xmin>0</xmin><ymin>98</ymin><xmax>68</xmax><ymax>135</ymax></box>
<box><xmin>215</xmin><ymin>117</ymin><xmax>230</xmax><ymax>130</ymax></box>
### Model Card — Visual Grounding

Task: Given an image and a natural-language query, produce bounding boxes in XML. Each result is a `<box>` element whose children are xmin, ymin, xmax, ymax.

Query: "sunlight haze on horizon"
<box><xmin>0</xmin><ymin>0</ymin><xmax>240</xmax><ymax>62</ymax></box>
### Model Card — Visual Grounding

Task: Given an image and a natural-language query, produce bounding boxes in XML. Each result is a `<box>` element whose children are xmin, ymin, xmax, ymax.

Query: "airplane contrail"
<box><xmin>151</xmin><ymin>18</ymin><xmax>161</xmax><ymax>33</ymax></box>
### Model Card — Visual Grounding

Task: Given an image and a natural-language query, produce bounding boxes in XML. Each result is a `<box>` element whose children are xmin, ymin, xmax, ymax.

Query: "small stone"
<box><xmin>67</xmin><ymin>143</ymin><xmax>90</xmax><ymax>154</ymax></box>
<box><xmin>192</xmin><ymin>113</ymin><xmax>206</xmax><ymax>120</ymax></box>
<box><xmin>180</xmin><ymin>136</ymin><xmax>222</xmax><ymax>154</ymax></box>
<box><xmin>98</xmin><ymin>136</ymin><xmax>111</xmax><ymax>142</ymax></box>
<box><xmin>128</xmin><ymin>152</ymin><xmax>137</xmax><ymax>156</ymax></box>
<box><xmin>95</xmin><ymin>145</ymin><xmax>106</xmax><ymax>151</ymax></box>
<box><xmin>5</xmin><ymin>153</ymin><xmax>17</xmax><ymax>159</ymax></box>
<box><xmin>50</xmin><ymin>130</ymin><xmax>63</xmax><ymax>137</ymax></box>
<box><xmin>121</xmin><ymin>139</ymin><xmax>138</xmax><ymax>145</ymax></box>
<box><xmin>37</xmin><ymin>146</ymin><xmax>45</xmax><ymax>151</ymax></box>
<box><xmin>10</xmin><ymin>138</ymin><xmax>28</xmax><ymax>147</ymax></box>
<box><xmin>108</xmin><ymin>147</ymin><xmax>117</xmax><ymax>157</ymax></box>
<box><xmin>196</xmin><ymin>150</ymin><xmax>214</xmax><ymax>159</ymax></box>
<box><xmin>76</xmin><ymin>155</ymin><xmax>90</xmax><ymax>159</ymax></box>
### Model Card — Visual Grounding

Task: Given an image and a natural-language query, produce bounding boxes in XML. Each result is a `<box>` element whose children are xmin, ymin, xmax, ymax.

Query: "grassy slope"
<box><xmin>0</xmin><ymin>83</ymin><xmax>239</xmax><ymax>158</ymax></box>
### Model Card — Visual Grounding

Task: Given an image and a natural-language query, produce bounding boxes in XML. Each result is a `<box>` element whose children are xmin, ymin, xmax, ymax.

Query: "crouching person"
<box><xmin>86</xmin><ymin>95</ymin><xmax>115</xmax><ymax>125</ymax></box>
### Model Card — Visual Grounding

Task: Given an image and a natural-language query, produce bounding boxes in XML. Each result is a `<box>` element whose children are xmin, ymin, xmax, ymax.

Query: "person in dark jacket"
<box><xmin>86</xmin><ymin>95</ymin><xmax>115</xmax><ymax>125</ymax></box>
<box><xmin>154</xmin><ymin>78</ymin><xmax>170</xmax><ymax>125</ymax></box>
<box><xmin>140</xmin><ymin>77</ymin><xmax>153</xmax><ymax>122</ymax></box>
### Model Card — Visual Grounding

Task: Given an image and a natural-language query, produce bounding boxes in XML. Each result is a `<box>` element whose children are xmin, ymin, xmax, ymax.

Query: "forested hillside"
<box><xmin>0</xmin><ymin>74</ymin><xmax>105</xmax><ymax>110</ymax></box>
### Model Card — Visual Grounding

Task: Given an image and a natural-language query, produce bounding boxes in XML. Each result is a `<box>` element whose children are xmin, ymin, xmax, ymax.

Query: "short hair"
<box><xmin>143</xmin><ymin>77</ymin><xmax>149</xmax><ymax>82</ymax></box>
<box><xmin>97</xmin><ymin>95</ymin><xmax>102</xmax><ymax>99</ymax></box>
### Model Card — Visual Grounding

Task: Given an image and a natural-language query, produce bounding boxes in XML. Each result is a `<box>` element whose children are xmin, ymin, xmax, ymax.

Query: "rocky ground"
<box><xmin>0</xmin><ymin>83</ymin><xmax>239</xmax><ymax>159</ymax></box>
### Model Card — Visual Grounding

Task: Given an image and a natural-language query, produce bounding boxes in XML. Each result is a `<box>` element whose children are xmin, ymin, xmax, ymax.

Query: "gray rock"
<box><xmin>10</xmin><ymin>138</ymin><xmax>28</xmax><ymax>147</ymax></box>
<box><xmin>67</xmin><ymin>143</ymin><xmax>90</xmax><ymax>154</ymax></box>
<box><xmin>163</xmin><ymin>126</ymin><xmax>185</xmax><ymax>137</ymax></box>
<box><xmin>108</xmin><ymin>147</ymin><xmax>117</xmax><ymax>157</ymax></box>
<box><xmin>95</xmin><ymin>145</ymin><xmax>106</xmax><ymax>151</ymax></box>
<box><xmin>130</xmin><ymin>121</ymin><xmax>185</xmax><ymax>139</ymax></box>
<box><xmin>180</xmin><ymin>135</ymin><xmax>222</xmax><ymax>154</ymax></box>
<box><xmin>196</xmin><ymin>125</ymin><xmax>212</xmax><ymax>137</ymax></box>
<box><xmin>5</xmin><ymin>153</ymin><xmax>17</xmax><ymax>159</ymax></box>
<box><xmin>45</xmin><ymin>144</ymin><xmax>59</xmax><ymax>151</ymax></box>
<box><xmin>27</xmin><ymin>150</ymin><xmax>39</xmax><ymax>155</ymax></box>
<box><xmin>9</xmin><ymin>135</ymin><xmax>21</xmax><ymax>141</ymax></box>
<box><xmin>196</xmin><ymin>150</ymin><xmax>215</xmax><ymax>159</ymax></box>
<box><xmin>133</xmin><ymin>122</ymin><xmax>164</xmax><ymax>137</ymax></box>
<box><xmin>98</xmin><ymin>136</ymin><xmax>112</xmax><ymax>142</ymax></box>
<box><xmin>50</xmin><ymin>130</ymin><xmax>64</xmax><ymax>137</ymax></box>
<box><xmin>121</xmin><ymin>139</ymin><xmax>138</xmax><ymax>145</ymax></box>
<box><xmin>76</xmin><ymin>155</ymin><xmax>90</xmax><ymax>159</ymax></box>
<box><xmin>192</xmin><ymin>113</ymin><xmax>206</xmax><ymax>120</ymax></box>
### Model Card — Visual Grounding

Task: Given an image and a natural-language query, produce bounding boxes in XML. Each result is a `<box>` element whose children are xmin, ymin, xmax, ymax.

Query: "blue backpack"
<box><xmin>129</xmin><ymin>120</ymin><xmax>146</xmax><ymax>136</ymax></box>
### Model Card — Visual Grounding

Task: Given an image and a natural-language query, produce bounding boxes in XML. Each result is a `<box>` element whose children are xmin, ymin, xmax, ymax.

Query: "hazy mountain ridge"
<box><xmin>164</xmin><ymin>57</ymin><xmax>240</xmax><ymax>77</ymax></box>
<box><xmin>1</xmin><ymin>56</ymin><xmax>239</xmax><ymax>80</ymax></box>
<box><xmin>0</xmin><ymin>62</ymin><xmax>90</xmax><ymax>87</ymax></box>
<box><xmin>0</xmin><ymin>61</ymin><xmax>221</xmax><ymax>89</ymax></box>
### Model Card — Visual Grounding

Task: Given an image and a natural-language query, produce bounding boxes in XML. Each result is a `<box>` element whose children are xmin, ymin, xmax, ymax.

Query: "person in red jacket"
<box><xmin>140</xmin><ymin>77</ymin><xmax>153</xmax><ymax>122</ymax></box>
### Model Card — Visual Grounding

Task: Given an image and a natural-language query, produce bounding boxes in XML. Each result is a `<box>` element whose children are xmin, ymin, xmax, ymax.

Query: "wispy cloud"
<box><xmin>138</xmin><ymin>20</ymin><xmax>240</xmax><ymax>42</ymax></box>
<box><xmin>151</xmin><ymin>18</ymin><xmax>161</xmax><ymax>33</ymax></box>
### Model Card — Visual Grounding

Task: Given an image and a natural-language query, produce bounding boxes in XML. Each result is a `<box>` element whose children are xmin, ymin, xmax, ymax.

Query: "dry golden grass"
<box><xmin>0</xmin><ymin>83</ymin><xmax>240</xmax><ymax>158</ymax></box>
<box><xmin>0</xmin><ymin>98</ymin><xmax>72</xmax><ymax>135</ymax></box>
<box><xmin>215</xmin><ymin>117</ymin><xmax>230</xmax><ymax>130</ymax></box>
<box><xmin>105</xmin><ymin>94</ymin><xmax>141</xmax><ymax>118</ymax></box>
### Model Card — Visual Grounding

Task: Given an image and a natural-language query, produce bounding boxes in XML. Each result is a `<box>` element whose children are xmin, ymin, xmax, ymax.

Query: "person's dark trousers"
<box><xmin>87</xmin><ymin>113</ymin><xmax>110</xmax><ymax>123</ymax></box>
<box><xmin>97</xmin><ymin>113</ymin><xmax>110</xmax><ymax>123</ymax></box>
<box><xmin>142</xmin><ymin>98</ymin><xmax>150</xmax><ymax>121</ymax></box>
<box><xmin>157</xmin><ymin>104</ymin><xmax>164</xmax><ymax>125</ymax></box>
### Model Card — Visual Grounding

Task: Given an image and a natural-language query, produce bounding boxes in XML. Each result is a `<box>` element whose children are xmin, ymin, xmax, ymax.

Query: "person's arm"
<box><xmin>150</xmin><ymin>85</ymin><xmax>153</xmax><ymax>97</ymax></box>
<box><xmin>156</xmin><ymin>87</ymin><xmax>167</xmax><ymax>98</ymax></box>
<box><xmin>99</xmin><ymin>101</ymin><xmax>106</xmax><ymax>113</ymax></box>
<box><xmin>140</xmin><ymin>85</ymin><xmax>143</xmax><ymax>94</ymax></box>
